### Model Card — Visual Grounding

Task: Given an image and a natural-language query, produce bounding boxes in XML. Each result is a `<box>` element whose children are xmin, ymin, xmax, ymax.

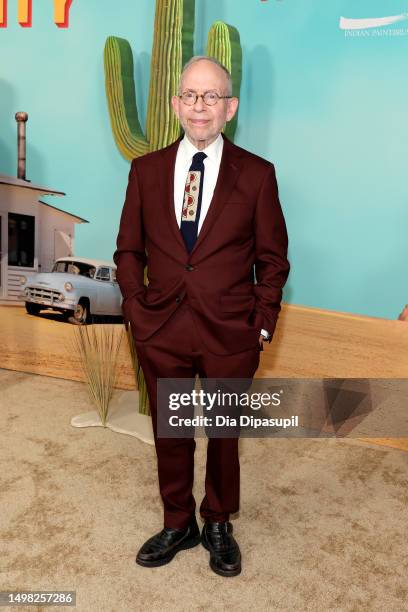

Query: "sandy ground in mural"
<box><xmin>0</xmin><ymin>305</ymin><xmax>135</xmax><ymax>388</ymax></box>
<box><xmin>1</xmin><ymin>304</ymin><xmax>407</xmax><ymax>451</ymax></box>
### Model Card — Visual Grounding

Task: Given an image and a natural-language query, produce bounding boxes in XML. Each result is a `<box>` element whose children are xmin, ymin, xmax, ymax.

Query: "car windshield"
<box><xmin>52</xmin><ymin>261</ymin><xmax>96</xmax><ymax>279</ymax></box>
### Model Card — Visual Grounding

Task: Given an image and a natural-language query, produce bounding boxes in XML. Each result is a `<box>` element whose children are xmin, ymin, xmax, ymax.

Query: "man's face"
<box><xmin>171</xmin><ymin>59</ymin><xmax>239</xmax><ymax>150</ymax></box>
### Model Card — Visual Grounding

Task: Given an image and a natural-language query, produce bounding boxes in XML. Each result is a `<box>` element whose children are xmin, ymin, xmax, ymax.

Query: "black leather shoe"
<box><xmin>201</xmin><ymin>521</ymin><xmax>241</xmax><ymax>577</ymax></box>
<box><xmin>136</xmin><ymin>517</ymin><xmax>201</xmax><ymax>567</ymax></box>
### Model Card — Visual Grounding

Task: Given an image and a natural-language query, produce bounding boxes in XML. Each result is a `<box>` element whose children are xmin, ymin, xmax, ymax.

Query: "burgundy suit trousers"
<box><xmin>133</xmin><ymin>295</ymin><xmax>261</xmax><ymax>529</ymax></box>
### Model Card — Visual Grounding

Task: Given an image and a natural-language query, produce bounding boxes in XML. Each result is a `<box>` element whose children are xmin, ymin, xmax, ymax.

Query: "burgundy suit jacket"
<box><xmin>113</xmin><ymin>133</ymin><xmax>290</xmax><ymax>356</ymax></box>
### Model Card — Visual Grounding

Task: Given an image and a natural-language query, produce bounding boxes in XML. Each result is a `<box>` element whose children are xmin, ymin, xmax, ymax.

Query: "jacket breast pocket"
<box><xmin>220</xmin><ymin>294</ymin><xmax>256</xmax><ymax>313</ymax></box>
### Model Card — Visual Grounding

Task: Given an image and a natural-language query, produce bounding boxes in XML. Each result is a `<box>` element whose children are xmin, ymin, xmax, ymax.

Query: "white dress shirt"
<box><xmin>173</xmin><ymin>133</ymin><xmax>270</xmax><ymax>341</ymax></box>
<box><xmin>174</xmin><ymin>133</ymin><xmax>224</xmax><ymax>233</ymax></box>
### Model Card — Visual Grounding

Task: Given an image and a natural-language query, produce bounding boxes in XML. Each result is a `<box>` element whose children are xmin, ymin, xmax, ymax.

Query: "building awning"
<box><xmin>38</xmin><ymin>200</ymin><xmax>89</xmax><ymax>224</ymax></box>
<box><xmin>0</xmin><ymin>174</ymin><xmax>65</xmax><ymax>196</ymax></box>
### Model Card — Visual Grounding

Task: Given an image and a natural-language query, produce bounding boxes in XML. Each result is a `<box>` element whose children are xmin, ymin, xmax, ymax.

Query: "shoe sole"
<box><xmin>201</xmin><ymin>537</ymin><xmax>242</xmax><ymax>577</ymax></box>
<box><xmin>136</xmin><ymin>534</ymin><xmax>201</xmax><ymax>568</ymax></box>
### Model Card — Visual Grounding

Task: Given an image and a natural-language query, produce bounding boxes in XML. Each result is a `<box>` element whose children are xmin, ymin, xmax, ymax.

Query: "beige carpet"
<box><xmin>1</xmin><ymin>369</ymin><xmax>407</xmax><ymax>612</ymax></box>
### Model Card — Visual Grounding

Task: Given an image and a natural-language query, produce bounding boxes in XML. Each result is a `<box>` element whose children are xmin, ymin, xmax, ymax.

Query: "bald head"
<box><xmin>179</xmin><ymin>56</ymin><xmax>232</xmax><ymax>96</ymax></box>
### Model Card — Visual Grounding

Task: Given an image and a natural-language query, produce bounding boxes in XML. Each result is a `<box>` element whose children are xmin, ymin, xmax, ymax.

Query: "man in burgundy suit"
<box><xmin>113</xmin><ymin>56</ymin><xmax>290</xmax><ymax>577</ymax></box>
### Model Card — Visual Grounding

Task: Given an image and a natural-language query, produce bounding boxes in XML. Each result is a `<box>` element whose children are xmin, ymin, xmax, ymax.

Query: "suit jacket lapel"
<box><xmin>190</xmin><ymin>134</ymin><xmax>242</xmax><ymax>257</ymax></box>
<box><xmin>158</xmin><ymin>135</ymin><xmax>187</xmax><ymax>254</ymax></box>
<box><xmin>157</xmin><ymin>132</ymin><xmax>243</xmax><ymax>259</ymax></box>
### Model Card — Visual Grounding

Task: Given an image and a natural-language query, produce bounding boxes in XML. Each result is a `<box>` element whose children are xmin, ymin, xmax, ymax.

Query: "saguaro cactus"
<box><xmin>104</xmin><ymin>0</ymin><xmax>242</xmax><ymax>160</ymax></box>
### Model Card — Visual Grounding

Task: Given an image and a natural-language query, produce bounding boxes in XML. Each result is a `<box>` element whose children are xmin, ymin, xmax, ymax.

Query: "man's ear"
<box><xmin>226</xmin><ymin>97</ymin><xmax>239</xmax><ymax>122</ymax></box>
<box><xmin>171</xmin><ymin>95</ymin><xmax>180</xmax><ymax>119</ymax></box>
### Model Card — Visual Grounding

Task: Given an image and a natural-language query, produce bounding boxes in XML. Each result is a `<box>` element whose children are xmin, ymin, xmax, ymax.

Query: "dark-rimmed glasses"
<box><xmin>179</xmin><ymin>91</ymin><xmax>233</xmax><ymax>106</ymax></box>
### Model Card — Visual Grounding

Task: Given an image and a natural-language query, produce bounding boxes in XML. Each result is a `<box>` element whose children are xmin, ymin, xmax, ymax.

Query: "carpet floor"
<box><xmin>0</xmin><ymin>369</ymin><xmax>407</xmax><ymax>612</ymax></box>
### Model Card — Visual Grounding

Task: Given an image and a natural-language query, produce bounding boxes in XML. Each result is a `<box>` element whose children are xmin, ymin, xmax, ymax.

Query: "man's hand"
<box><xmin>258</xmin><ymin>334</ymin><xmax>265</xmax><ymax>347</ymax></box>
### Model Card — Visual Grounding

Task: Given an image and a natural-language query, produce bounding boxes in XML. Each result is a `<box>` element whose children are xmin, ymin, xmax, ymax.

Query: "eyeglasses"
<box><xmin>179</xmin><ymin>91</ymin><xmax>232</xmax><ymax>106</ymax></box>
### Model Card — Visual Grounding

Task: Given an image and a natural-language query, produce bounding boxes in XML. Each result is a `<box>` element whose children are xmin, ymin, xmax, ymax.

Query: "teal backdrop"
<box><xmin>1</xmin><ymin>0</ymin><xmax>407</xmax><ymax>319</ymax></box>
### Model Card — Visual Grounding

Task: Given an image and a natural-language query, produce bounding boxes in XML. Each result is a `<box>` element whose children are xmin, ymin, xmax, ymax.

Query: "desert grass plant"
<box><xmin>126</xmin><ymin>323</ymin><xmax>151</xmax><ymax>416</ymax></box>
<box><xmin>72</xmin><ymin>324</ymin><xmax>124</xmax><ymax>426</ymax></box>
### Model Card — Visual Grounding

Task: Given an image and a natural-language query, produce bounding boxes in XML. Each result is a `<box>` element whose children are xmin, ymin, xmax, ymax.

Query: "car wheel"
<box><xmin>72</xmin><ymin>300</ymin><xmax>90</xmax><ymax>325</ymax></box>
<box><xmin>25</xmin><ymin>302</ymin><xmax>41</xmax><ymax>315</ymax></box>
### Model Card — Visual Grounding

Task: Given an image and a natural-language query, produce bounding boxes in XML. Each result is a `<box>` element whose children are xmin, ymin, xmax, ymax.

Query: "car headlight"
<box><xmin>64</xmin><ymin>282</ymin><xmax>73</xmax><ymax>292</ymax></box>
<box><xmin>20</xmin><ymin>276</ymin><xmax>27</xmax><ymax>285</ymax></box>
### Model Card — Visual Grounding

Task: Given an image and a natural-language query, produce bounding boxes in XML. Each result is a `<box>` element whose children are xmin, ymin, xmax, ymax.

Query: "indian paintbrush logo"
<box><xmin>340</xmin><ymin>13</ymin><xmax>408</xmax><ymax>37</ymax></box>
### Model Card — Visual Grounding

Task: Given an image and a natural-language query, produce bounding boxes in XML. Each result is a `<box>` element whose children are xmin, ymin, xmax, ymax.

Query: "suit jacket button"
<box><xmin>185</xmin><ymin>264</ymin><xmax>194</xmax><ymax>271</ymax></box>
<box><xmin>175</xmin><ymin>296</ymin><xmax>181</xmax><ymax>303</ymax></box>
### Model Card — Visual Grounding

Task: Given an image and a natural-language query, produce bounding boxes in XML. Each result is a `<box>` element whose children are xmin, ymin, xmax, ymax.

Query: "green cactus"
<box><xmin>104</xmin><ymin>0</ymin><xmax>242</xmax><ymax>160</ymax></box>
<box><xmin>104</xmin><ymin>1</ymin><xmax>242</xmax><ymax>415</ymax></box>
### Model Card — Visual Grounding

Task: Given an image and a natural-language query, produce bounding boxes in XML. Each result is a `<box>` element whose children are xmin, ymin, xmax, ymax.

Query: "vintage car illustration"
<box><xmin>19</xmin><ymin>257</ymin><xmax>123</xmax><ymax>324</ymax></box>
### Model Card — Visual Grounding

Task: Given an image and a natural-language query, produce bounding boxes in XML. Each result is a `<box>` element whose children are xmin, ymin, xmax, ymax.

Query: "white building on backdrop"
<box><xmin>0</xmin><ymin>113</ymin><xmax>88</xmax><ymax>304</ymax></box>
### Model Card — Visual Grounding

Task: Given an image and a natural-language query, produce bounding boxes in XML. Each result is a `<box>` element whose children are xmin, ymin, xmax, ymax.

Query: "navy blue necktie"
<box><xmin>180</xmin><ymin>152</ymin><xmax>207</xmax><ymax>253</ymax></box>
